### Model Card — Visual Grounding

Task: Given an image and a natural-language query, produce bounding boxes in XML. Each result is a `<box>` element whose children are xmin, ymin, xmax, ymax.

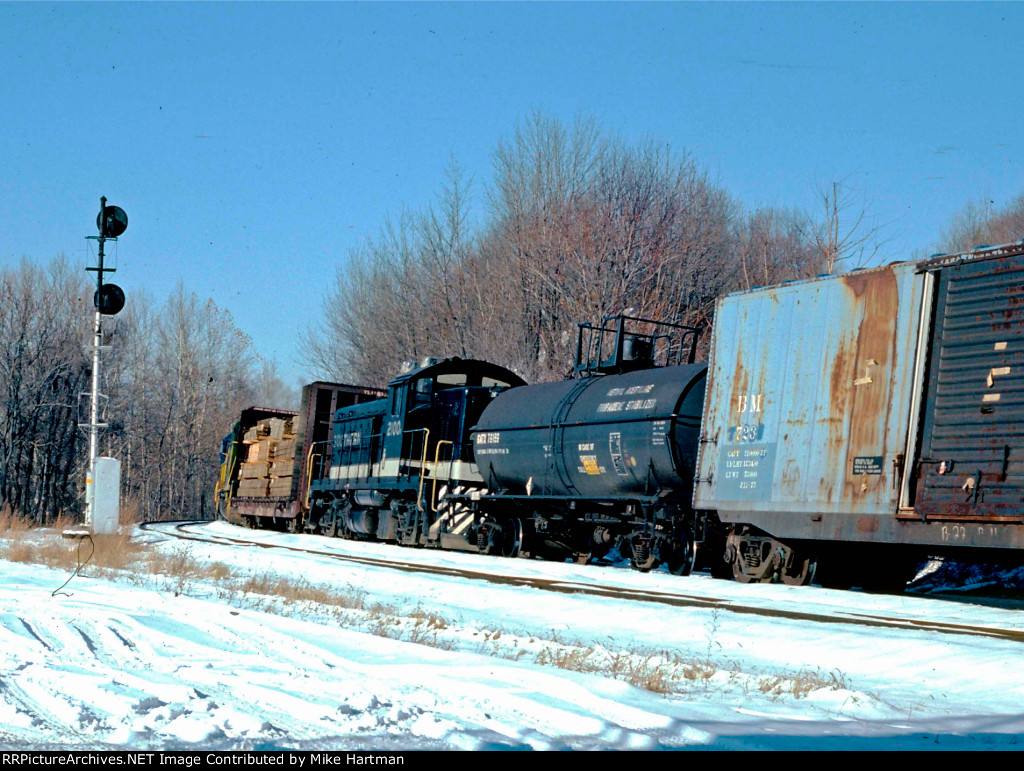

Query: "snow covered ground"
<box><xmin>1</xmin><ymin>521</ymin><xmax>1023</xmax><ymax>750</ymax></box>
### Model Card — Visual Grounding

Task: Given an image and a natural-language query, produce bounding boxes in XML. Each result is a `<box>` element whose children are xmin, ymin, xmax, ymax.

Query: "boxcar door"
<box><xmin>914</xmin><ymin>252</ymin><xmax>1024</xmax><ymax>521</ymax></box>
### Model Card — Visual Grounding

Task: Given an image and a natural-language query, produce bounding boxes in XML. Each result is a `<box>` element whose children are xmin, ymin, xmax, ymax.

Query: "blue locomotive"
<box><xmin>305</xmin><ymin>357</ymin><xmax>525</xmax><ymax>552</ymax></box>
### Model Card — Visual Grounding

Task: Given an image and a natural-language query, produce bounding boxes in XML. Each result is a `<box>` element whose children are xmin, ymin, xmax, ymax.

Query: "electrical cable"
<box><xmin>52</xmin><ymin>534</ymin><xmax>95</xmax><ymax>598</ymax></box>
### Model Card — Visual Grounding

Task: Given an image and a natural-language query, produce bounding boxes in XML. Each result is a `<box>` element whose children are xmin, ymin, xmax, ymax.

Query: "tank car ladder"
<box><xmin>544</xmin><ymin>379</ymin><xmax>590</xmax><ymax>497</ymax></box>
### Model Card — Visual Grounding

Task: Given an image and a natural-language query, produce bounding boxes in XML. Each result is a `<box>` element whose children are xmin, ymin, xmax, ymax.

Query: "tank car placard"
<box><xmin>608</xmin><ymin>432</ymin><xmax>630</xmax><ymax>476</ymax></box>
<box><xmin>717</xmin><ymin>443</ymin><xmax>776</xmax><ymax>501</ymax></box>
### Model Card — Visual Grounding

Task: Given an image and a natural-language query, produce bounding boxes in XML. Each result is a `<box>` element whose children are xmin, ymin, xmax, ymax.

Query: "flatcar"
<box><xmin>216</xmin><ymin>382</ymin><xmax>385</xmax><ymax>531</ymax></box>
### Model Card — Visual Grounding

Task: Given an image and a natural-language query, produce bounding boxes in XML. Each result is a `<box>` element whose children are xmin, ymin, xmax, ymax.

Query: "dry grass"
<box><xmin>141</xmin><ymin>548</ymin><xmax>215</xmax><ymax>583</ymax></box>
<box><xmin>681</xmin><ymin>659</ymin><xmax>718</xmax><ymax>682</ymax></box>
<box><xmin>754</xmin><ymin>667</ymin><xmax>848</xmax><ymax>700</ymax></box>
<box><xmin>0</xmin><ymin>506</ymin><xmax>32</xmax><ymax>535</ymax></box>
<box><xmin>1</xmin><ymin>531</ymin><xmax>143</xmax><ymax>586</ymax></box>
<box><xmin>408</xmin><ymin>606</ymin><xmax>448</xmax><ymax>631</ymax></box>
<box><xmin>118</xmin><ymin>497</ymin><xmax>142</xmax><ymax>527</ymax></box>
<box><xmin>89</xmin><ymin>531</ymin><xmax>143</xmax><ymax>571</ymax></box>
<box><xmin>4</xmin><ymin>538</ymin><xmax>77</xmax><ymax>569</ymax></box>
<box><xmin>535</xmin><ymin>644</ymin><xmax>597</xmax><ymax>672</ymax></box>
<box><xmin>232</xmin><ymin>574</ymin><xmax>369</xmax><ymax>611</ymax></box>
<box><xmin>532</xmin><ymin>644</ymin><xmax>691</xmax><ymax>694</ymax></box>
<box><xmin>0</xmin><ymin>510</ymin><xmax>856</xmax><ymax>702</ymax></box>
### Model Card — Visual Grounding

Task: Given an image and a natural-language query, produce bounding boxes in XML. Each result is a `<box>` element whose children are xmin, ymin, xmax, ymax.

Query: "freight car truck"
<box><xmin>215</xmin><ymin>381</ymin><xmax>385</xmax><ymax>531</ymax></box>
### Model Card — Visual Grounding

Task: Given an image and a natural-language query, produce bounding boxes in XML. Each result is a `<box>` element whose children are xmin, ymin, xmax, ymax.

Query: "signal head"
<box><xmin>94</xmin><ymin>283</ymin><xmax>125</xmax><ymax>315</ymax></box>
<box><xmin>96</xmin><ymin>205</ymin><xmax>128</xmax><ymax>238</ymax></box>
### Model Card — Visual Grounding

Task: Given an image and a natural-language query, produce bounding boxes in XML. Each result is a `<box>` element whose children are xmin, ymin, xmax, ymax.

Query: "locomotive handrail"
<box><xmin>430</xmin><ymin>440</ymin><xmax>454</xmax><ymax>512</ymax></box>
<box><xmin>412</xmin><ymin>428</ymin><xmax>430</xmax><ymax>511</ymax></box>
<box><xmin>303</xmin><ymin>441</ymin><xmax>327</xmax><ymax>510</ymax></box>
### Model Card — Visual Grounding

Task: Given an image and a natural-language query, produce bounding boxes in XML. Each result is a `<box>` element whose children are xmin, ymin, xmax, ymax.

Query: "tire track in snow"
<box><xmin>19</xmin><ymin>619</ymin><xmax>52</xmax><ymax>651</ymax></box>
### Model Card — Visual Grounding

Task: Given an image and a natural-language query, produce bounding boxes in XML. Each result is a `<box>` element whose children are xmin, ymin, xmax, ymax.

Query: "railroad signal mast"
<box><xmin>83</xmin><ymin>197</ymin><xmax>127</xmax><ymax>532</ymax></box>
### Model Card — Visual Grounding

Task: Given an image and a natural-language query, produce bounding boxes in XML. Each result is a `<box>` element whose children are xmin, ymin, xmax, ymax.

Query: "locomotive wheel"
<box><xmin>322</xmin><ymin>515</ymin><xmax>339</xmax><ymax>538</ymax></box>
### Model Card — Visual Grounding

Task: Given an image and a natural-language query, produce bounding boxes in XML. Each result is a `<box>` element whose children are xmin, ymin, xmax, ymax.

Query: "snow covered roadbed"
<box><xmin>0</xmin><ymin>524</ymin><xmax>1022</xmax><ymax>749</ymax></box>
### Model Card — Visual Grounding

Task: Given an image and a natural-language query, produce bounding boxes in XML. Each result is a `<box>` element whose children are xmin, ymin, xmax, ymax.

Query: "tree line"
<box><xmin>0</xmin><ymin>258</ymin><xmax>291</xmax><ymax>524</ymax></box>
<box><xmin>302</xmin><ymin>113</ymin><xmax>880</xmax><ymax>386</ymax></box>
<box><xmin>305</xmin><ymin>114</ymin><xmax>1024</xmax><ymax>389</ymax></box>
<box><xmin>3</xmin><ymin>112</ymin><xmax>1021</xmax><ymax>524</ymax></box>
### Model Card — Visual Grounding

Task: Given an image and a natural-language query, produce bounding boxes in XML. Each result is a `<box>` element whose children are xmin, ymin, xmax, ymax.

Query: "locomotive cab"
<box><xmin>310</xmin><ymin>357</ymin><xmax>525</xmax><ymax>548</ymax></box>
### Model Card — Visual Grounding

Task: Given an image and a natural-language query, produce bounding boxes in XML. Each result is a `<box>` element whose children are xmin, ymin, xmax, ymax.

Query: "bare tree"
<box><xmin>106</xmin><ymin>285</ymin><xmax>260</xmax><ymax>521</ymax></box>
<box><xmin>737</xmin><ymin>207</ymin><xmax>817</xmax><ymax>289</ymax></box>
<box><xmin>251</xmin><ymin>358</ymin><xmax>299</xmax><ymax>410</ymax></box>
<box><xmin>801</xmin><ymin>178</ymin><xmax>889</xmax><ymax>274</ymax></box>
<box><xmin>0</xmin><ymin>258</ymin><xmax>91</xmax><ymax>522</ymax></box>
<box><xmin>484</xmin><ymin>115</ymin><xmax>737</xmax><ymax>380</ymax></box>
<box><xmin>938</xmin><ymin>194</ymin><xmax>1024</xmax><ymax>254</ymax></box>
<box><xmin>420</xmin><ymin>157</ymin><xmax>475</xmax><ymax>360</ymax></box>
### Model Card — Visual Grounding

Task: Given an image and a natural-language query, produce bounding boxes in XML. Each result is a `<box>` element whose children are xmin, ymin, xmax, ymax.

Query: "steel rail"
<box><xmin>140</xmin><ymin>519</ymin><xmax>1024</xmax><ymax>645</ymax></box>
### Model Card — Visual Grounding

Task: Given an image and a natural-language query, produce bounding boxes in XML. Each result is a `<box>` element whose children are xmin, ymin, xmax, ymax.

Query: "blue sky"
<box><xmin>1</xmin><ymin>2</ymin><xmax>1021</xmax><ymax>387</ymax></box>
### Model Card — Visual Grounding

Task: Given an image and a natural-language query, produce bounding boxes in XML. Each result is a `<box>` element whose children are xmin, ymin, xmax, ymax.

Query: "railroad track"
<box><xmin>140</xmin><ymin>519</ymin><xmax>1024</xmax><ymax>645</ymax></box>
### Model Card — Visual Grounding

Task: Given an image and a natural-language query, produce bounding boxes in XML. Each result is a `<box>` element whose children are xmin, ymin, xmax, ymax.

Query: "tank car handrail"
<box><xmin>575</xmin><ymin>314</ymin><xmax>701</xmax><ymax>375</ymax></box>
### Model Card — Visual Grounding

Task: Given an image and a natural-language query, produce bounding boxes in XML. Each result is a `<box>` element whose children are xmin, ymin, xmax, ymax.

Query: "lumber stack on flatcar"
<box><xmin>215</xmin><ymin>382</ymin><xmax>385</xmax><ymax>531</ymax></box>
<box><xmin>234</xmin><ymin>417</ymin><xmax>297</xmax><ymax>499</ymax></box>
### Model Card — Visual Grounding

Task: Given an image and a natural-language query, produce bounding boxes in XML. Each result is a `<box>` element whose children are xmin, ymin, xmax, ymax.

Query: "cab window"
<box><xmin>411</xmin><ymin>377</ymin><xmax>432</xmax><ymax>408</ymax></box>
<box><xmin>436</xmin><ymin>373</ymin><xmax>467</xmax><ymax>388</ymax></box>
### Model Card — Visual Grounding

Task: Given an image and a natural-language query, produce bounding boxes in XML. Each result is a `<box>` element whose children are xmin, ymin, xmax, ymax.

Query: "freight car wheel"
<box><xmin>780</xmin><ymin>552</ymin><xmax>817</xmax><ymax>586</ymax></box>
<box><xmin>483</xmin><ymin>517</ymin><xmax>523</xmax><ymax>558</ymax></box>
<box><xmin>665</xmin><ymin>535</ymin><xmax>697</xmax><ymax>577</ymax></box>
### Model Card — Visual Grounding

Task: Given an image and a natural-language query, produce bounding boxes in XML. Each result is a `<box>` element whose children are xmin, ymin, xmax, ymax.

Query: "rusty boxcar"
<box><xmin>694</xmin><ymin>241</ymin><xmax>1024</xmax><ymax>586</ymax></box>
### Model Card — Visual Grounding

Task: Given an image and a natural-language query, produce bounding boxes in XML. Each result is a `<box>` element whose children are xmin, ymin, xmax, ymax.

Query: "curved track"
<box><xmin>140</xmin><ymin>520</ymin><xmax>1024</xmax><ymax>645</ymax></box>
